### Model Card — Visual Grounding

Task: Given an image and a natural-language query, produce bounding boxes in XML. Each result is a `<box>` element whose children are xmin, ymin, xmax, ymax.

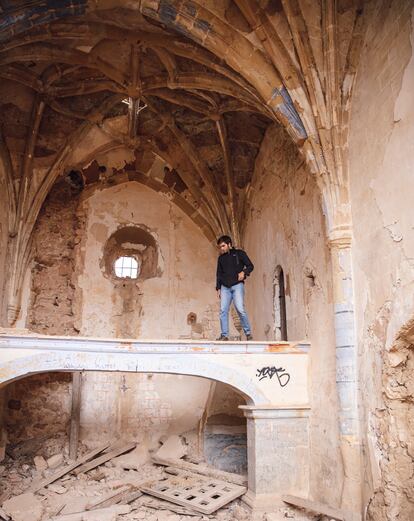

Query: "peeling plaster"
<box><xmin>349</xmin><ymin>3</ymin><xmax>414</xmax><ymax>518</ymax></box>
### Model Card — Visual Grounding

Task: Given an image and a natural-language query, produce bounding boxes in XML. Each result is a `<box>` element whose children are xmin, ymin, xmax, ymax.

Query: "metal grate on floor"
<box><xmin>140</xmin><ymin>472</ymin><xmax>247</xmax><ymax>515</ymax></box>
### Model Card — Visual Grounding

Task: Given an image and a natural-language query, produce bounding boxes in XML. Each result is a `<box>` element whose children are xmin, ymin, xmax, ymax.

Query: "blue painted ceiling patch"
<box><xmin>0</xmin><ymin>0</ymin><xmax>307</xmax><ymax>144</ymax></box>
<box><xmin>273</xmin><ymin>86</ymin><xmax>307</xmax><ymax>139</ymax></box>
<box><xmin>194</xmin><ymin>17</ymin><xmax>211</xmax><ymax>34</ymax></box>
<box><xmin>0</xmin><ymin>0</ymin><xmax>87</xmax><ymax>42</ymax></box>
<box><xmin>159</xmin><ymin>0</ymin><xmax>178</xmax><ymax>25</ymax></box>
<box><xmin>148</xmin><ymin>0</ymin><xmax>202</xmax><ymax>44</ymax></box>
<box><xmin>183</xmin><ymin>1</ymin><xmax>196</xmax><ymax>18</ymax></box>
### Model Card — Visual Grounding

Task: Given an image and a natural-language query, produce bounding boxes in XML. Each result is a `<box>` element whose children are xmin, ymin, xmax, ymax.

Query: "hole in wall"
<box><xmin>304</xmin><ymin>266</ymin><xmax>317</xmax><ymax>289</ymax></box>
<box><xmin>64</xmin><ymin>170</ymin><xmax>84</xmax><ymax>192</ymax></box>
<box><xmin>102</xmin><ymin>225</ymin><xmax>161</xmax><ymax>282</ymax></box>
<box><xmin>187</xmin><ymin>312</ymin><xmax>197</xmax><ymax>325</ymax></box>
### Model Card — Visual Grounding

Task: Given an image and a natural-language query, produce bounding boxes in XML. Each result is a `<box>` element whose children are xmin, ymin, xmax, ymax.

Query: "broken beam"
<box><xmin>152</xmin><ymin>455</ymin><xmax>247</xmax><ymax>486</ymax></box>
<box><xmin>282</xmin><ymin>495</ymin><xmax>359</xmax><ymax>521</ymax></box>
<box><xmin>74</xmin><ymin>442</ymin><xmax>136</xmax><ymax>475</ymax></box>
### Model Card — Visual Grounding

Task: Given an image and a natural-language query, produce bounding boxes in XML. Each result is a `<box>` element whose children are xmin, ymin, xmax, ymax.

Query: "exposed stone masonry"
<box><xmin>366</xmin><ymin>318</ymin><xmax>414</xmax><ymax>521</ymax></box>
<box><xmin>5</xmin><ymin>373</ymin><xmax>72</xmax><ymax>444</ymax></box>
<box><xmin>28</xmin><ymin>180</ymin><xmax>84</xmax><ymax>336</ymax></box>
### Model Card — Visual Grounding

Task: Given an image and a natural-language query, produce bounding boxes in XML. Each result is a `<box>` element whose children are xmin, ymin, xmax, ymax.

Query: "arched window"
<box><xmin>114</xmin><ymin>256</ymin><xmax>140</xmax><ymax>279</ymax></box>
<box><xmin>273</xmin><ymin>266</ymin><xmax>288</xmax><ymax>341</ymax></box>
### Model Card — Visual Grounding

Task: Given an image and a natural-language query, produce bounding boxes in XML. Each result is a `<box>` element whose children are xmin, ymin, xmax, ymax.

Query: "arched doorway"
<box><xmin>273</xmin><ymin>266</ymin><xmax>287</xmax><ymax>341</ymax></box>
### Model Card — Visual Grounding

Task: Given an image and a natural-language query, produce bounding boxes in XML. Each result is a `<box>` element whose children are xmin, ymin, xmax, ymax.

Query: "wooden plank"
<box><xmin>118</xmin><ymin>490</ymin><xmax>143</xmax><ymax>505</ymax></box>
<box><xmin>74</xmin><ymin>442</ymin><xmax>136</xmax><ymax>475</ymax></box>
<box><xmin>86</xmin><ymin>485</ymin><xmax>143</xmax><ymax>510</ymax></box>
<box><xmin>51</xmin><ymin>504</ymin><xmax>131</xmax><ymax>521</ymax></box>
<box><xmin>87</xmin><ymin>485</ymin><xmax>131</xmax><ymax>510</ymax></box>
<box><xmin>152</xmin><ymin>456</ymin><xmax>247</xmax><ymax>486</ymax></box>
<box><xmin>30</xmin><ymin>443</ymin><xmax>110</xmax><ymax>492</ymax></box>
<box><xmin>282</xmin><ymin>495</ymin><xmax>358</xmax><ymax>521</ymax></box>
<box><xmin>69</xmin><ymin>372</ymin><xmax>82</xmax><ymax>460</ymax></box>
<box><xmin>141</xmin><ymin>498</ymin><xmax>200</xmax><ymax>516</ymax></box>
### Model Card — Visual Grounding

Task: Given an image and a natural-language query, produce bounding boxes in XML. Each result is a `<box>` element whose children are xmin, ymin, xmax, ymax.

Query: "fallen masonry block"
<box><xmin>155</xmin><ymin>435</ymin><xmax>187</xmax><ymax>460</ymax></box>
<box><xmin>47</xmin><ymin>454</ymin><xmax>64</xmax><ymax>469</ymax></box>
<box><xmin>33</xmin><ymin>455</ymin><xmax>48</xmax><ymax>472</ymax></box>
<box><xmin>2</xmin><ymin>492</ymin><xmax>43</xmax><ymax>521</ymax></box>
<box><xmin>112</xmin><ymin>444</ymin><xmax>149</xmax><ymax>470</ymax></box>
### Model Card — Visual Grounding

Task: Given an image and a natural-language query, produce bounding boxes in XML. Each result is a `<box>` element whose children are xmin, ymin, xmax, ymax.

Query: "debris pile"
<box><xmin>0</xmin><ymin>435</ymin><xmax>252</xmax><ymax>521</ymax></box>
<box><xmin>0</xmin><ymin>434</ymin><xmax>319</xmax><ymax>521</ymax></box>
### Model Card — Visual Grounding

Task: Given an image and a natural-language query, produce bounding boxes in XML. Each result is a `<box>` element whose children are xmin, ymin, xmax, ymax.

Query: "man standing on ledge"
<box><xmin>216</xmin><ymin>235</ymin><xmax>254</xmax><ymax>341</ymax></box>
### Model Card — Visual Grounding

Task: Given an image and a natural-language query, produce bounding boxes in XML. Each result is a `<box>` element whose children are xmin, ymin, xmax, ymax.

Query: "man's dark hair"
<box><xmin>217</xmin><ymin>235</ymin><xmax>232</xmax><ymax>246</ymax></box>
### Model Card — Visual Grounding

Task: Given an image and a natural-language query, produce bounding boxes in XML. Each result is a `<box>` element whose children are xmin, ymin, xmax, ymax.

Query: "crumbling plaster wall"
<box><xmin>28</xmin><ymin>180</ymin><xmax>84</xmax><ymax>335</ymax></box>
<box><xmin>348</xmin><ymin>3</ymin><xmax>414</xmax><ymax>520</ymax></box>
<box><xmin>243</xmin><ymin>124</ymin><xmax>341</xmax><ymax>505</ymax></box>
<box><xmin>74</xmin><ymin>180</ymin><xmax>217</xmax><ymax>445</ymax></box>
<box><xmin>77</xmin><ymin>181</ymin><xmax>216</xmax><ymax>339</ymax></box>
<box><xmin>20</xmin><ymin>174</ymin><xmax>220</xmax><ymax>449</ymax></box>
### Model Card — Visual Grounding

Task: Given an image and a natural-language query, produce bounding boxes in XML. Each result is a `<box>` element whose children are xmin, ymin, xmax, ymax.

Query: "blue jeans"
<box><xmin>220</xmin><ymin>283</ymin><xmax>252</xmax><ymax>337</ymax></box>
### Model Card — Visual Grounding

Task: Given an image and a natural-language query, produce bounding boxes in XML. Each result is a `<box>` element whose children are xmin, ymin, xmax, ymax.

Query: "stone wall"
<box><xmin>28</xmin><ymin>179</ymin><xmax>84</xmax><ymax>335</ymax></box>
<box><xmin>18</xmin><ymin>176</ymin><xmax>222</xmax><ymax>447</ymax></box>
<box><xmin>4</xmin><ymin>373</ymin><xmax>72</xmax><ymax>443</ymax></box>
<box><xmin>243</xmin><ymin>124</ymin><xmax>341</xmax><ymax>506</ymax></box>
<box><xmin>348</xmin><ymin>2</ymin><xmax>414</xmax><ymax>519</ymax></box>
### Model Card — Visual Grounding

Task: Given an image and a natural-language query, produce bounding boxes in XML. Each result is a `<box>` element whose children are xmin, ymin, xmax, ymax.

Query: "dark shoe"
<box><xmin>246</xmin><ymin>334</ymin><xmax>253</xmax><ymax>341</ymax></box>
<box><xmin>216</xmin><ymin>334</ymin><xmax>229</xmax><ymax>341</ymax></box>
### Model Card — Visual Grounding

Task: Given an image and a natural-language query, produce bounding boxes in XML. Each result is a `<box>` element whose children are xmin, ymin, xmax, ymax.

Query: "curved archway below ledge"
<box><xmin>0</xmin><ymin>350</ymin><xmax>266</xmax><ymax>406</ymax></box>
<box><xmin>0</xmin><ymin>334</ymin><xmax>310</xmax><ymax>408</ymax></box>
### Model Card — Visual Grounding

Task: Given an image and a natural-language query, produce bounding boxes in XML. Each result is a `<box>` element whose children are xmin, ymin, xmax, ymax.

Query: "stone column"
<box><xmin>240</xmin><ymin>406</ymin><xmax>310</xmax><ymax>511</ymax></box>
<box><xmin>329</xmin><ymin>231</ymin><xmax>362</xmax><ymax>515</ymax></box>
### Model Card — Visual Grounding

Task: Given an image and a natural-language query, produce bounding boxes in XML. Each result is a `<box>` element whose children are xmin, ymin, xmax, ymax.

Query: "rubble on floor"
<box><xmin>0</xmin><ymin>434</ymin><xmax>319</xmax><ymax>521</ymax></box>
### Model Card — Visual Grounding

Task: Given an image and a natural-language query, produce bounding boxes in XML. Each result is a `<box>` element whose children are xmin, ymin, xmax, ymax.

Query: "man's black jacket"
<box><xmin>216</xmin><ymin>248</ymin><xmax>254</xmax><ymax>290</ymax></box>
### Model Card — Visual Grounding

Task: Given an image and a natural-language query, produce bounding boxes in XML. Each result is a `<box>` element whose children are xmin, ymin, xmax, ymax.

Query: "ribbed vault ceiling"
<box><xmin>0</xmin><ymin>0</ymin><xmax>366</xmax><ymax>281</ymax></box>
